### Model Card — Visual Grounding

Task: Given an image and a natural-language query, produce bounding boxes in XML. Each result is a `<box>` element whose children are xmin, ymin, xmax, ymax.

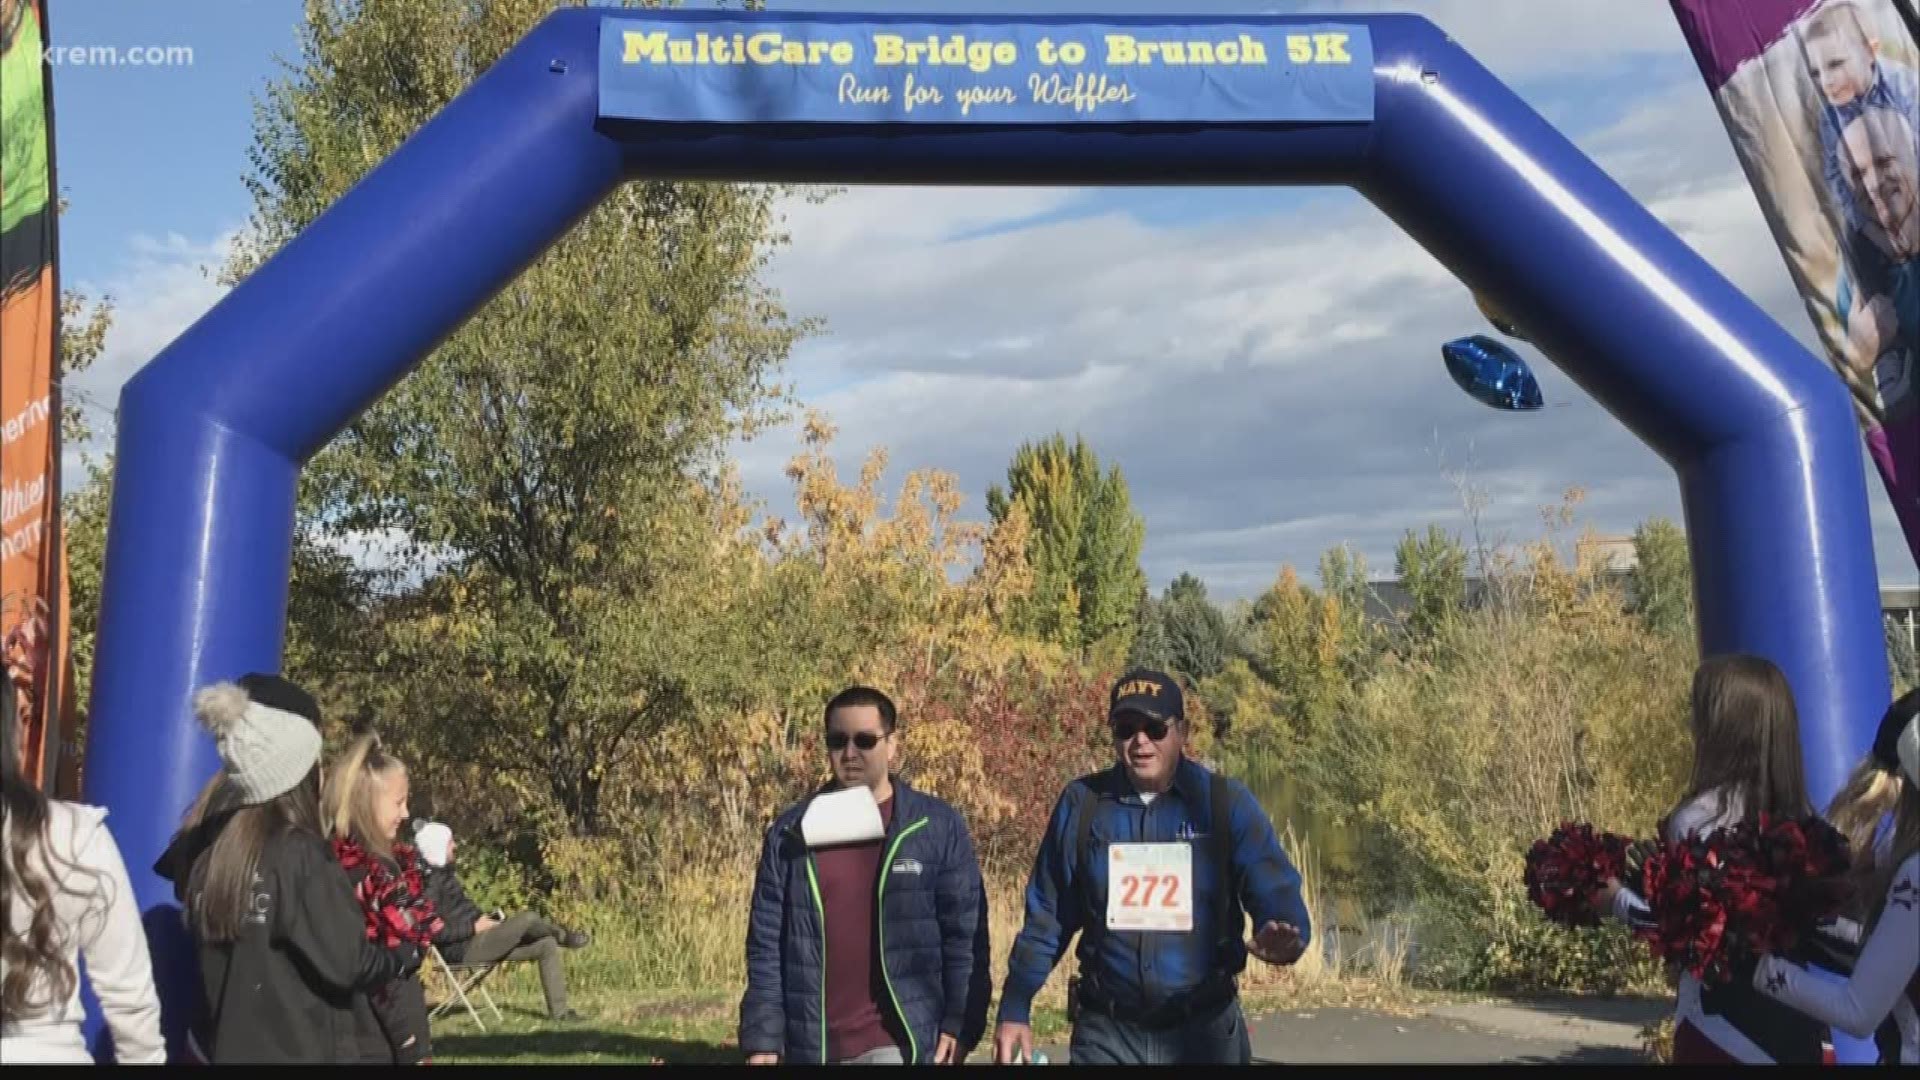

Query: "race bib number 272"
<box><xmin>1106</xmin><ymin>842</ymin><xmax>1194</xmax><ymax>932</ymax></box>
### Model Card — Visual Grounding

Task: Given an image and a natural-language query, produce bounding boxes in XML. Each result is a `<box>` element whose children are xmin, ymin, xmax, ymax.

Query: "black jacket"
<box><xmin>156</xmin><ymin>827</ymin><xmax>407</xmax><ymax>1064</ymax></box>
<box><xmin>340</xmin><ymin>852</ymin><xmax>434</xmax><ymax>1064</ymax></box>
<box><xmin>423</xmin><ymin>864</ymin><xmax>485</xmax><ymax>961</ymax></box>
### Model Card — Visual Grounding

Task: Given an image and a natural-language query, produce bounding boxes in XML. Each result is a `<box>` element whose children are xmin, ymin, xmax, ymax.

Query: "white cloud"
<box><xmin>61</xmin><ymin>4</ymin><xmax>1915</xmax><ymax>597</ymax></box>
<box><xmin>64</xmin><ymin>229</ymin><xmax>237</xmax><ymax>469</ymax></box>
<box><xmin>743</xmin><ymin>61</ymin><xmax>1918</xmax><ymax>596</ymax></box>
<box><xmin>1319</xmin><ymin>0</ymin><xmax>1685</xmax><ymax>81</ymax></box>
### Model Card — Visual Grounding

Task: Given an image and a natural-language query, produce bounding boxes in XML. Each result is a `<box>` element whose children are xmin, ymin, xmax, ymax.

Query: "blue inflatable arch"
<box><xmin>87</xmin><ymin>7</ymin><xmax>1888</xmax><ymax>1054</ymax></box>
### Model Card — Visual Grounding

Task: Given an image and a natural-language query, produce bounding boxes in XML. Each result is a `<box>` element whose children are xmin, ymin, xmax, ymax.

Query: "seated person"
<box><xmin>412</xmin><ymin>821</ymin><xmax>590</xmax><ymax>1022</ymax></box>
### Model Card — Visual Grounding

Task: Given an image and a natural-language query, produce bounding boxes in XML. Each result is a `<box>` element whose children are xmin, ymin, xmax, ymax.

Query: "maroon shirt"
<box><xmin>814</xmin><ymin>793</ymin><xmax>904</xmax><ymax>1061</ymax></box>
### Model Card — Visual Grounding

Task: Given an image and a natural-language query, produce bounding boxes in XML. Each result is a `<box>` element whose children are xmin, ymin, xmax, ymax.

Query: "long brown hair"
<box><xmin>1</xmin><ymin>688</ymin><xmax>80</xmax><ymax>1018</ymax></box>
<box><xmin>1665</xmin><ymin>654</ymin><xmax>1812</xmax><ymax>833</ymax></box>
<box><xmin>321</xmin><ymin>732</ymin><xmax>407</xmax><ymax>859</ymax></box>
<box><xmin>185</xmin><ymin>769</ymin><xmax>325</xmax><ymax>944</ymax></box>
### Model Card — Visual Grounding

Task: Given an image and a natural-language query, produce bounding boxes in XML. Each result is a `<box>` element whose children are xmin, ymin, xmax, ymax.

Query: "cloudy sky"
<box><xmin>50</xmin><ymin>0</ymin><xmax>1915</xmax><ymax>600</ymax></box>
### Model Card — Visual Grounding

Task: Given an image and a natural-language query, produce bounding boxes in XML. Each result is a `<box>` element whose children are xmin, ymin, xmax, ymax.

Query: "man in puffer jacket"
<box><xmin>739</xmin><ymin>687</ymin><xmax>991</xmax><ymax>1064</ymax></box>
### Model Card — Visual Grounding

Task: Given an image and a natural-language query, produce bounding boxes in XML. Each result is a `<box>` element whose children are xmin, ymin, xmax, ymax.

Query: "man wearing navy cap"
<box><xmin>993</xmin><ymin>669</ymin><xmax>1311</xmax><ymax>1065</ymax></box>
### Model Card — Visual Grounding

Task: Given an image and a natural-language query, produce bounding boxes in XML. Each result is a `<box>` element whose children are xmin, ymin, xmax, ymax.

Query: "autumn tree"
<box><xmin>1238</xmin><ymin>566</ymin><xmax>1346</xmax><ymax>748</ymax></box>
<box><xmin>985</xmin><ymin>433</ymin><xmax>1147</xmax><ymax>652</ymax></box>
<box><xmin>232</xmin><ymin>0</ymin><xmax>813</xmax><ymax>835</ymax></box>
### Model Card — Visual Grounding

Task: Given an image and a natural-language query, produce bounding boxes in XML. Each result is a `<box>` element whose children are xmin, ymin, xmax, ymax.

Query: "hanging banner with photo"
<box><xmin>1668</xmin><ymin>0</ymin><xmax>1920</xmax><ymax>571</ymax></box>
<box><xmin>1</xmin><ymin>0</ymin><xmax>77</xmax><ymax>794</ymax></box>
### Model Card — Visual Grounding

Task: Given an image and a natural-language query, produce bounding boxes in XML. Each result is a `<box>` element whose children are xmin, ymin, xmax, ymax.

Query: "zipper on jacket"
<box><xmin>876</xmin><ymin>817</ymin><xmax>931</xmax><ymax>1063</ymax></box>
<box><xmin>803</xmin><ymin>854</ymin><xmax>828</xmax><ymax>1064</ymax></box>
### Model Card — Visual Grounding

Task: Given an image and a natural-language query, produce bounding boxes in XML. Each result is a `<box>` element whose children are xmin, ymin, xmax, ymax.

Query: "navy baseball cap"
<box><xmin>1109</xmin><ymin>670</ymin><xmax>1183</xmax><ymax>723</ymax></box>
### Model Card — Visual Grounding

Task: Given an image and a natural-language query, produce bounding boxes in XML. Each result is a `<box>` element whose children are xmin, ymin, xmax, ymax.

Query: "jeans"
<box><xmin>1070</xmin><ymin>997</ymin><xmax>1251</xmax><ymax>1065</ymax></box>
<box><xmin>457</xmin><ymin>913</ymin><xmax>571</xmax><ymax>1017</ymax></box>
<box><xmin>836</xmin><ymin>1044</ymin><xmax>905</xmax><ymax>1064</ymax></box>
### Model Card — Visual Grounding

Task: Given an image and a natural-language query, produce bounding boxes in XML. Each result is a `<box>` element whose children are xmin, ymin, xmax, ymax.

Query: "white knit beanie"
<box><xmin>194</xmin><ymin>679</ymin><xmax>324</xmax><ymax>805</ymax></box>
<box><xmin>415</xmin><ymin>821</ymin><xmax>453</xmax><ymax>867</ymax></box>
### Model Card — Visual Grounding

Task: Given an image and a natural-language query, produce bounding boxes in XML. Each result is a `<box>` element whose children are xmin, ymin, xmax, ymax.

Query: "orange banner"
<box><xmin>2</xmin><ymin>0</ymin><xmax>75</xmax><ymax>794</ymax></box>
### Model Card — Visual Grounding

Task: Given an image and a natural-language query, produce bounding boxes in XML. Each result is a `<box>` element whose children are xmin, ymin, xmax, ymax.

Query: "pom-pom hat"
<box><xmin>194</xmin><ymin>672</ymin><xmax>324</xmax><ymax>805</ymax></box>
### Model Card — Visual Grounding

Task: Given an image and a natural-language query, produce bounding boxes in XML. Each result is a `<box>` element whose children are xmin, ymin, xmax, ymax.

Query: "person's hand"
<box><xmin>993</xmin><ymin>1021</ymin><xmax>1033</xmax><ymax>1064</ymax></box>
<box><xmin>1591</xmin><ymin>877</ymin><xmax>1624</xmax><ymax>916</ymax></box>
<box><xmin>746</xmin><ymin>1052</ymin><xmax>779</xmax><ymax>1065</ymax></box>
<box><xmin>933</xmin><ymin>1032</ymin><xmax>960</xmax><ymax>1064</ymax></box>
<box><xmin>1248</xmin><ymin>920</ymin><xmax>1306</xmax><ymax>965</ymax></box>
<box><xmin>474</xmin><ymin>916</ymin><xmax>499</xmax><ymax>934</ymax></box>
<box><xmin>392</xmin><ymin>941</ymin><xmax>423</xmax><ymax>978</ymax></box>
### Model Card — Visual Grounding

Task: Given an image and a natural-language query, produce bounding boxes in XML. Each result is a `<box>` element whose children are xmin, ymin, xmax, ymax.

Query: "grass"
<box><xmin>428</xmin><ymin>985</ymin><xmax>741</xmax><ymax>1065</ymax></box>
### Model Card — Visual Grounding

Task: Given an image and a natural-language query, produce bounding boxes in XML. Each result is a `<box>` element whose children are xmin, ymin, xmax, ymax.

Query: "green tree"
<box><xmin>57</xmin><ymin>288</ymin><xmax>114</xmax><ymax>715</ymax></box>
<box><xmin>986</xmin><ymin>433</ymin><xmax>1146</xmax><ymax>651</ymax></box>
<box><xmin>1127</xmin><ymin>591</ymin><xmax>1173</xmax><ymax>672</ymax></box>
<box><xmin>1316</xmin><ymin>543</ymin><xmax>1378</xmax><ymax>678</ymax></box>
<box><xmin>1394</xmin><ymin>524</ymin><xmax>1468</xmax><ymax>645</ymax></box>
<box><xmin>1629</xmin><ymin>517</ymin><xmax>1694</xmax><ymax>640</ymax></box>
<box><xmin>1157</xmin><ymin>572</ymin><xmax>1233</xmax><ymax>685</ymax></box>
<box><xmin>233</xmin><ymin>0</ymin><xmax>812</xmax><ymax>835</ymax></box>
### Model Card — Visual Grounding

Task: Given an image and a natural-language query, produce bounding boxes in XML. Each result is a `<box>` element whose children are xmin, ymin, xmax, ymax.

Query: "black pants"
<box><xmin>457</xmin><ymin>913</ymin><xmax>572</xmax><ymax>1017</ymax></box>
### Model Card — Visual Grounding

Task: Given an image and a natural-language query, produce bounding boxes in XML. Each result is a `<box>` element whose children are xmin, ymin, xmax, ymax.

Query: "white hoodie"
<box><xmin>1</xmin><ymin>801</ymin><xmax>165</xmax><ymax>1063</ymax></box>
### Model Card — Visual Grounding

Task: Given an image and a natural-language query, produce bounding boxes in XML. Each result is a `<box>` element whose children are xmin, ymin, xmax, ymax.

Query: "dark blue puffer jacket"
<box><xmin>739</xmin><ymin>777</ymin><xmax>991</xmax><ymax>1064</ymax></box>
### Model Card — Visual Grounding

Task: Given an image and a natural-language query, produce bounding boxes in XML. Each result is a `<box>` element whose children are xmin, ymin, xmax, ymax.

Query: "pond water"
<box><xmin>1225</xmin><ymin>754</ymin><xmax>1437</xmax><ymax>984</ymax></box>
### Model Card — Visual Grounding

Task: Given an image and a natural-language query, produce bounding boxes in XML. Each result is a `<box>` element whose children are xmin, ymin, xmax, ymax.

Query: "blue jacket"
<box><xmin>998</xmin><ymin>757</ymin><xmax>1311</xmax><ymax>1024</ymax></box>
<box><xmin>739</xmin><ymin>777</ymin><xmax>991</xmax><ymax>1063</ymax></box>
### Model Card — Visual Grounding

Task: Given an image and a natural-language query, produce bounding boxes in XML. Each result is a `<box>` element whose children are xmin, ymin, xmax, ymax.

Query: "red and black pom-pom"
<box><xmin>1525</xmin><ymin>814</ymin><xmax>1851</xmax><ymax>985</ymax></box>
<box><xmin>332</xmin><ymin>837</ymin><xmax>446</xmax><ymax>950</ymax></box>
<box><xmin>1523</xmin><ymin>822</ymin><xmax>1634</xmax><ymax>928</ymax></box>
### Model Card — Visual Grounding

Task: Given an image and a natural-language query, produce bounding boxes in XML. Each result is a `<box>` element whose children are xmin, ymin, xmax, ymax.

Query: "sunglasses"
<box><xmin>826</xmin><ymin>730</ymin><xmax>888</xmax><ymax>752</ymax></box>
<box><xmin>1110</xmin><ymin>716</ymin><xmax>1171</xmax><ymax>742</ymax></box>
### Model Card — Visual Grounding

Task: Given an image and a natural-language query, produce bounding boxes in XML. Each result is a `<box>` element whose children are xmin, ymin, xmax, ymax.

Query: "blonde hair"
<box><xmin>321</xmin><ymin>732</ymin><xmax>408</xmax><ymax>858</ymax></box>
<box><xmin>1805</xmin><ymin>0</ymin><xmax>1873</xmax><ymax>48</ymax></box>
<box><xmin>1826</xmin><ymin>757</ymin><xmax>1920</xmax><ymax>934</ymax></box>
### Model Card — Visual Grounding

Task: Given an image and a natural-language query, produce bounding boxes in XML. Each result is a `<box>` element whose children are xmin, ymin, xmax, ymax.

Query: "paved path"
<box><xmin>1032</xmin><ymin>996</ymin><xmax>1666</xmax><ymax>1065</ymax></box>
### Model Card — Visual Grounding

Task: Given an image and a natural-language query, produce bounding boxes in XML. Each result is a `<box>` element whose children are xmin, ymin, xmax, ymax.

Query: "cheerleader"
<box><xmin>323</xmin><ymin>731</ymin><xmax>439</xmax><ymax>1065</ymax></box>
<box><xmin>1594</xmin><ymin>654</ymin><xmax>1824</xmax><ymax>1064</ymax></box>
<box><xmin>1751</xmin><ymin>689</ymin><xmax>1919</xmax><ymax>1065</ymax></box>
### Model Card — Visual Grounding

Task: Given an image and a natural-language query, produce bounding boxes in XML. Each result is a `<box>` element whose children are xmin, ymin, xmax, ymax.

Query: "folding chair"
<box><xmin>427</xmin><ymin>945</ymin><xmax>505</xmax><ymax>1030</ymax></box>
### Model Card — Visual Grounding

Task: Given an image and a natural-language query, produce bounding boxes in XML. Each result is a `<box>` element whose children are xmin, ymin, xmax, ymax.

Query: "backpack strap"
<box><xmin>1071</xmin><ymin>771</ymin><xmax>1105</xmax><ymax>939</ymax></box>
<box><xmin>1210</xmin><ymin>770</ymin><xmax>1241</xmax><ymax>952</ymax></box>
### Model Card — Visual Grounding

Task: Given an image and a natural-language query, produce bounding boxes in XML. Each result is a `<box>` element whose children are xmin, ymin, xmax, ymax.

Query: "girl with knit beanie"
<box><xmin>154</xmin><ymin>674</ymin><xmax>419</xmax><ymax>1063</ymax></box>
<box><xmin>323</xmin><ymin>731</ymin><xmax>439</xmax><ymax>1065</ymax></box>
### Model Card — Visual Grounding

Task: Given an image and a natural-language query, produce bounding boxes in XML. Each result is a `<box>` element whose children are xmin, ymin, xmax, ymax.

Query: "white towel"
<box><xmin>799</xmin><ymin>786</ymin><xmax>885</xmax><ymax>848</ymax></box>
